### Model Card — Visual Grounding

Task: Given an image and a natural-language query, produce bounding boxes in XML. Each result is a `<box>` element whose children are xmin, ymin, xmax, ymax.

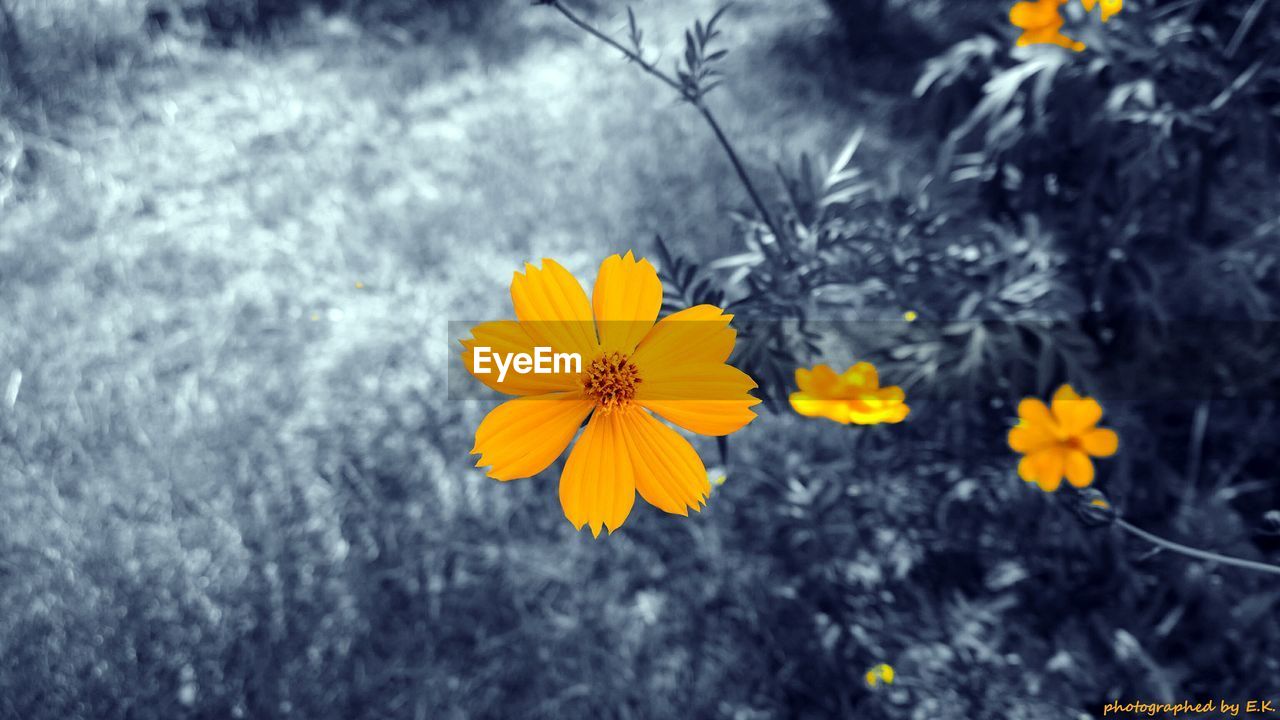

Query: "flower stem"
<box><xmin>545</xmin><ymin>0</ymin><xmax>786</xmax><ymax>246</ymax></box>
<box><xmin>1116</xmin><ymin>518</ymin><xmax>1280</xmax><ymax>577</ymax></box>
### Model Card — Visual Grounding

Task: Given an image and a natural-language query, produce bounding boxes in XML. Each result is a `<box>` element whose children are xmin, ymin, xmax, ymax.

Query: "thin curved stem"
<box><xmin>546</xmin><ymin>0</ymin><xmax>786</xmax><ymax>246</ymax></box>
<box><xmin>1116</xmin><ymin>518</ymin><xmax>1280</xmax><ymax>577</ymax></box>
<box><xmin>548</xmin><ymin>0</ymin><xmax>683</xmax><ymax>92</ymax></box>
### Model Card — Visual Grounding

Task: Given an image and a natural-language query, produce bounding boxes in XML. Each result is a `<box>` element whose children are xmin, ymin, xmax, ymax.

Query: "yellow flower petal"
<box><xmin>1018</xmin><ymin>454</ymin><xmax>1040</xmax><ymax>482</ymax></box>
<box><xmin>630</xmin><ymin>304</ymin><xmax>736</xmax><ymax>369</ymax></box>
<box><xmin>1064</xmin><ymin>449</ymin><xmax>1095</xmax><ymax>488</ymax></box>
<box><xmin>1017</xmin><ymin>398</ymin><xmax>1058</xmax><ymax>433</ymax></box>
<box><xmin>842</xmin><ymin>362</ymin><xmax>879</xmax><ymax>390</ymax></box>
<box><xmin>472</xmin><ymin>393</ymin><xmax>594</xmax><ymax>481</ymax></box>
<box><xmin>638</xmin><ymin>362</ymin><xmax>760</xmax><ymax>436</ymax></box>
<box><xmin>1038</xmin><ymin>474</ymin><xmax>1064</xmax><ymax>492</ymax></box>
<box><xmin>1008</xmin><ymin>422</ymin><xmax>1056</xmax><ymax>453</ymax></box>
<box><xmin>617</xmin><ymin>408</ymin><xmax>710</xmax><ymax>516</ymax></box>
<box><xmin>875</xmin><ymin>385</ymin><xmax>905</xmax><ymax>403</ymax></box>
<box><xmin>800</xmin><ymin>364</ymin><xmax>841</xmax><ymax>396</ymax></box>
<box><xmin>880</xmin><ymin>402</ymin><xmax>910</xmax><ymax>424</ymax></box>
<box><xmin>790</xmin><ymin>393</ymin><xmax>853</xmax><ymax>424</ymax></box>
<box><xmin>592</xmin><ymin>251</ymin><xmax>663</xmax><ymax>355</ymax></box>
<box><xmin>460</xmin><ymin>320</ymin><xmax>581</xmax><ymax>396</ymax></box>
<box><xmin>1083</xmin><ymin>0</ymin><xmax>1123</xmax><ymax>22</ymax></box>
<box><xmin>1029</xmin><ymin>448</ymin><xmax>1065</xmax><ymax>492</ymax></box>
<box><xmin>559</xmin><ymin>411</ymin><xmax>636</xmax><ymax>536</ymax></box>
<box><xmin>511</xmin><ymin>258</ymin><xmax>600</xmax><ymax>360</ymax></box>
<box><xmin>1053</xmin><ymin>385</ymin><xmax>1081</xmax><ymax>402</ymax></box>
<box><xmin>1081</xmin><ymin>427</ymin><xmax>1119</xmax><ymax>457</ymax></box>
<box><xmin>847</xmin><ymin>398</ymin><xmax>909</xmax><ymax>425</ymax></box>
<box><xmin>1052</xmin><ymin>386</ymin><xmax>1103</xmax><ymax>435</ymax></box>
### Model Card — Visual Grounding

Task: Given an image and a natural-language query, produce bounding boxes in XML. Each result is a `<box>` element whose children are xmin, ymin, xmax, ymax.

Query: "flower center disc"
<box><xmin>583</xmin><ymin>352</ymin><xmax>641</xmax><ymax>413</ymax></box>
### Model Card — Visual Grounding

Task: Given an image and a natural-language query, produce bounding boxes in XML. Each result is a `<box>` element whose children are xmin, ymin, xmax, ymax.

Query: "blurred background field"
<box><xmin>2</xmin><ymin>0</ymin><xmax>1279</xmax><ymax>718</ymax></box>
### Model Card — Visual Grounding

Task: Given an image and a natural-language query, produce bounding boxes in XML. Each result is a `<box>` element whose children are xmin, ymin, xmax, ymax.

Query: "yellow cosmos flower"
<box><xmin>460</xmin><ymin>252</ymin><xmax>760</xmax><ymax>537</ymax></box>
<box><xmin>1081</xmin><ymin>0</ymin><xmax>1122</xmax><ymax>22</ymax></box>
<box><xmin>789</xmin><ymin>362</ymin><xmax>909</xmax><ymax>425</ymax></box>
<box><xmin>864</xmin><ymin>663</ymin><xmax>895</xmax><ymax>688</ymax></box>
<box><xmin>1009</xmin><ymin>384</ymin><xmax>1119</xmax><ymax>492</ymax></box>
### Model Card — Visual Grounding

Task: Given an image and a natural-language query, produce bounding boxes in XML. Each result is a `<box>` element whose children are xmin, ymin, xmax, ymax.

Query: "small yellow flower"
<box><xmin>1009</xmin><ymin>384</ymin><xmax>1119</xmax><ymax>492</ymax></box>
<box><xmin>864</xmin><ymin>663</ymin><xmax>895</xmax><ymax>688</ymax></box>
<box><xmin>903</xmin><ymin>310</ymin><xmax>918</xmax><ymax>322</ymax></box>
<box><xmin>461</xmin><ymin>253</ymin><xmax>760</xmax><ymax>536</ymax></box>
<box><xmin>1081</xmin><ymin>0</ymin><xmax>1122</xmax><ymax>22</ymax></box>
<box><xmin>1009</xmin><ymin>0</ymin><xmax>1086</xmax><ymax>51</ymax></box>
<box><xmin>790</xmin><ymin>362</ymin><xmax>909</xmax><ymax>426</ymax></box>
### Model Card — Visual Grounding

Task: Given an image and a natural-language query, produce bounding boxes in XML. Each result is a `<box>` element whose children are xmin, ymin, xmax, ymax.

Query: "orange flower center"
<box><xmin>582</xmin><ymin>352</ymin><xmax>641</xmax><ymax>413</ymax></box>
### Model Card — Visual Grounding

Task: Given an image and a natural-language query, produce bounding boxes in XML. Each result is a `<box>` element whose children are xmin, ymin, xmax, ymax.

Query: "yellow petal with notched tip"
<box><xmin>559</xmin><ymin>411</ymin><xmax>636</xmax><ymax>537</ymax></box>
<box><xmin>617</xmin><ymin>408</ymin><xmax>710</xmax><ymax>516</ymax></box>
<box><xmin>511</xmin><ymin>258</ymin><xmax>600</xmax><ymax>360</ymax></box>
<box><xmin>631</xmin><ymin>304</ymin><xmax>736</xmax><ymax>368</ymax></box>
<box><xmin>472</xmin><ymin>393</ymin><xmax>594</xmax><ymax>481</ymax></box>
<box><xmin>638</xmin><ymin>362</ymin><xmax>760</xmax><ymax>436</ymax></box>
<box><xmin>592</xmin><ymin>251</ymin><xmax>663</xmax><ymax>355</ymax></box>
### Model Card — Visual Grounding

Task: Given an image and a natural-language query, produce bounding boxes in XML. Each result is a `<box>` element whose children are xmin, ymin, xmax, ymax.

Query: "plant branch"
<box><xmin>544</xmin><ymin>0</ymin><xmax>785</xmax><ymax>245</ymax></box>
<box><xmin>1117</xmin><ymin>518</ymin><xmax>1280</xmax><ymax>578</ymax></box>
<box><xmin>547</xmin><ymin>0</ymin><xmax>683</xmax><ymax>93</ymax></box>
<box><xmin>694</xmin><ymin>102</ymin><xmax>784</xmax><ymax>249</ymax></box>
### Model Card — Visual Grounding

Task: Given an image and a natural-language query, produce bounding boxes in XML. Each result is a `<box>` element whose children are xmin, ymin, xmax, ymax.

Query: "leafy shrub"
<box><xmin>915</xmin><ymin>1</ymin><xmax>1280</xmax><ymax>319</ymax></box>
<box><xmin>911</xmin><ymin>1</ymin><xmax>1280</xmax><ymax>498</ymax></box>
<box><xmin>626</xmin><ymin>2</ymin><xmax>1280</xmax><ymax>709</ymax></box>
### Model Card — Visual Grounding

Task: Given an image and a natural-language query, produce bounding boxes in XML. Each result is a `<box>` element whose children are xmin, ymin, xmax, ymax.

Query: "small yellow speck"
<box><xmin>903</xmin><ymin>310</ymin><xmax>918</xmax><ymax>322</ymax></box>
<box><xmin>865</xmin><ymin>663</ymin><xmax>895</xmax><ymax>687</ymax></box>
<box><xmin>712</xmin><ymin>475</ymin><xmax>726</xmax><ymax>486</ymax></box>
<box><xmin>1090</xmin><ymin>498</ymin><xmax>1110</xmax><ymax>509</ymax></box>
<box><xmin>310</xmin><ymin>312</ymin><xmax>320</xmax><ymax>322</ymax></box>
<box><xmin>355</xmin><ymin>281</ymin><xmax>364</xmax><ymax>289</ymax></box>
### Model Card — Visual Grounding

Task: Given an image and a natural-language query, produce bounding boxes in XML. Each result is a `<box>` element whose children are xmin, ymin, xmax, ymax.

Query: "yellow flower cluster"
<box><xmin>462</xmin><ymin>253</ymin><xmax>1121</xmax><ymax>534</ymax></box>
<box><xmin>1009</xmin><ymin>0</ymin><xmax>1122</xmax><ymax>51</ymax></box>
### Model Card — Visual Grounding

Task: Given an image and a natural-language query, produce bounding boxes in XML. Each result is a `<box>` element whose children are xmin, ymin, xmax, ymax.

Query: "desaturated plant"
<box><xmin>537</xmin><ymin>0</ymin><xmax>1280</xmax><ymax>572</ymax></box>
<box><xmin>916</xmin><ymin>0</ymin><xmax>1280</xmax><ymax>355</ymax></box>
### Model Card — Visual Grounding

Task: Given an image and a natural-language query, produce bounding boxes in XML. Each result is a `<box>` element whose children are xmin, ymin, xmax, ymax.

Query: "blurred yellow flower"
<box><xmin>1010</xmin><ymin>0</ymin><xmax>1123</xmax><ymax>51</ymax></box>
<box><xmin>1009</xmin><ymin>384</ymin><xmax>1119</xmax><ymax>492</ymax></box>
<box><xmin>1009</xmin><ymin>0</ymin><xmax>1086</xmax><ymax>51</ymax></box>
<box><xmin>1081</xmin><ymin>0</ymin><xmax>1122</xmax><ymax>22</ymax></box>
<box><xmin>864</xmin><ymin>663</ymin><xmax>895</xmax><ymax>688</ymax></box>
<box><xmin>461</xmin><ymin>253</ymin><xmax>760</xmax><ymax>537</ymax></box>
<box><xmin>903</xmin><ymin>310</ymin><xmax>918</xmax><ymax>322</ymax></box>
<box><xmin>790</xmin><ymin>362</ymin><xmax>909</xmax><ymax>426</ymax></box>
